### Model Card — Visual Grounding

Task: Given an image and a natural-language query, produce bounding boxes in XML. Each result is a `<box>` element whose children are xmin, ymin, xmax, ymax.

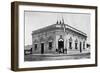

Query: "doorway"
<box><xmin>41</xmin><ymin>43</ymin><xmax>44</xmax><ymax>54</ymax></box>
<box><xmin>58</xmin><ymin>41</ymin><xmax>64</xmax><ymax>49</ymax></box>
<box><xmin>58</xmin><ymin>39</ymin><xmax>64</xmax><ymax>53</ymax></box>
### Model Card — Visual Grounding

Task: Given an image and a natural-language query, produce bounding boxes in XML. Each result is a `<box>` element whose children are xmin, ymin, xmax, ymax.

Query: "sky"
<box><xmin>24</xmin><ymin>11</ymin><xmax>90</xmax><ymax>45</ymax></box>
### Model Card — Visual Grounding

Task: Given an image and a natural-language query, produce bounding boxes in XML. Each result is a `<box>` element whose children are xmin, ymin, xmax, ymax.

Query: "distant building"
<box><xmin>32</xmin><ymin>18</ymin><xmax>90</xmax><ymax>54</ymax></box>
<box><xmin>24</xmin><ymin>45</ymin><xmax>32</xmax><ymax>55</ymax></box>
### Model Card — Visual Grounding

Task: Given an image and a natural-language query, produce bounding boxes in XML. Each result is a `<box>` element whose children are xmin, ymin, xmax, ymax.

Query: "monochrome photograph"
<box><xmin>24</xmin><ymin>11</ymin><xmax>91</xmax><ymax>61</ymax></box>
<box><xmin>11</xmin><ymin>2</ymin><xmax>97</xmax><ymax>71</ymax></box>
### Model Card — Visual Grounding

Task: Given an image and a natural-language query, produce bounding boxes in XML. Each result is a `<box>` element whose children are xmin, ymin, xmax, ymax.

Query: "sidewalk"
<box><xmin>24</xmin><ymin>52</ymin><xmax>90</xmax><ymax>61</ymax></box>
<box><xmin>31</xmin><ymin>52</ymin><xmax>90</xmax><ymax>56</ymax></box>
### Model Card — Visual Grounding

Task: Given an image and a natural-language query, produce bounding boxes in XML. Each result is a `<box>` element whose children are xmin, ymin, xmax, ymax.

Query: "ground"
<box><xmin>24</xmin><ymin>53</ymin><xmax>90</xmax><ymax>61</ymax></box>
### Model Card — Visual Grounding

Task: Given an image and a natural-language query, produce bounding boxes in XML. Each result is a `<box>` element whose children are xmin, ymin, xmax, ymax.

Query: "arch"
<box><xmin>58</xmin><ymin>35</ymin><xmax>64</xmax><ymax>44</ymax></box>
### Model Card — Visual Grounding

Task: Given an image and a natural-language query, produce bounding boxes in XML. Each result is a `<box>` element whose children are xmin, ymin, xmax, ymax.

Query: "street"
<box><xmin>24</xmin><ymin>53</ymin><xmax>90</xmax><ymax>61</ymax></box>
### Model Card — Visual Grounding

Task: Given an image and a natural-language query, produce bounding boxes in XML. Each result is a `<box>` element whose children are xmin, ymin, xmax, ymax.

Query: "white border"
<box><xmin>19</xmin><ymin>5</ymin><xmax>96</xmax><ymax>68</ymax></box>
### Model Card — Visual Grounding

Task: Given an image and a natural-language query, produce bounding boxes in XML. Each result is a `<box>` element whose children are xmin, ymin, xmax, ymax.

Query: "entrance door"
<box><xmin>41</xmin><ymin>43</ymin><xmax>44</xmax><ymax>54</ymax></box>
<box><xmin>58</xmin><ymin>41</ymin><xmax>64</xmax><ymax>49</ymax></box>
<box><xmin>58</xmin><ymin>39</ymin><xmax>64</xmax><ymax>53</ymax></box>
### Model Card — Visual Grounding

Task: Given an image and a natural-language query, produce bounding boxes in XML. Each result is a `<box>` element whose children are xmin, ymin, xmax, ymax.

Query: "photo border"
<box><xmin>11</xmin><ymin>1</ymin><xmax>98</xmax><ymax>71</ymax></box>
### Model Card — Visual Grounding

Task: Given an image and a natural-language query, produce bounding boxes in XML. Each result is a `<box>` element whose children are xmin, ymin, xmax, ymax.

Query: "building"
<box><xmin>24</xmin><ymin>45</ymin><xmax>32</xmax><ymax>55</ymax></box>
<box><xmin>32</xmin><ymin>18</ymin><xmax>90</xmax><ymax>55</ymax></box>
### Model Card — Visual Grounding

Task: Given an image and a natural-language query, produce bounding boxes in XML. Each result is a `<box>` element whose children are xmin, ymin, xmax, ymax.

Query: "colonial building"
<box><xmin>32</xmin><ymin>18</ymin><xmax>90</xmax><ymax>55</ymax></box>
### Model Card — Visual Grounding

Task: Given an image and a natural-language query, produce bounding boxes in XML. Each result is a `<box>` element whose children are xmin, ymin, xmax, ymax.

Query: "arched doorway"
<box><xmin>58</xmin><ymin>39</ymin><xmax>64</xmax><ymax>49</ymax></box>
<box><xmin>58</xmin><ymin>35</ymin><xmax>64</xmax><ymax>53</ymax></box>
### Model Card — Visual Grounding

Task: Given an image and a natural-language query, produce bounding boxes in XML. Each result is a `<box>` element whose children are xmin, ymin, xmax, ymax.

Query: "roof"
<box><xmin>32</xmin><ymin>23</ymin><xmax>87</xmax><ymax>37</ymax></box>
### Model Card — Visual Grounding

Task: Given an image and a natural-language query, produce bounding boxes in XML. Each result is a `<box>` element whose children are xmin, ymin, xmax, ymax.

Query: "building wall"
<box><xmin>32</xmin><ymin>30</ymin><xmax>56</xmax><ymax>54</ymax></box>
<box><xmin>32</xmin><ymin>28</ymin><xmax>89</xmax><ymax>54</ymax></box>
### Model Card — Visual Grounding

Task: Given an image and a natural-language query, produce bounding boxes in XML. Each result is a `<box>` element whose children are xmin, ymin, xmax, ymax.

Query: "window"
<box><xmin>80</xmin><ymin>42</ymin><xmax>82</xmax><ymax>52</ymax></box>
<box><xmin>69</xmin><ymin>37</ymin><xmax>72</xmax><ymax>49</ymax></box>
<box><xmin>83</xmin><ymin>41</ymin><xmax>85</xmax><ymax>49</ymax></box>
<box><xmin>75</xmin><ymin>43</ymin><xmax>78</xmax><ymax>49</ymax></box>
<box><xmin>69</xmin><ymin>42</ymin><xmax>72</xmax><ymax>49</ymax></box>
<box><xmin>34</xmin><ymin>44</ymin><xmax>37</xmax><ymax>50</ymax></box>
<box><xmin>49</xmin><ymin>42</ymin><xmax>52</xmax><ymax>50</ymax></box>
<box><xmin>75</xmin><ymin>39</ymin><xmax>78</xmax><ymax>49</ymax></box>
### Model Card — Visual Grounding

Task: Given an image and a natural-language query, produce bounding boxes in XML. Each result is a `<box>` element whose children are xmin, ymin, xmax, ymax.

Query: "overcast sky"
<box><xmin>25</xmin><ymin>11</ymin><xmax>90</xmax><ymax>45</ymax></box>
